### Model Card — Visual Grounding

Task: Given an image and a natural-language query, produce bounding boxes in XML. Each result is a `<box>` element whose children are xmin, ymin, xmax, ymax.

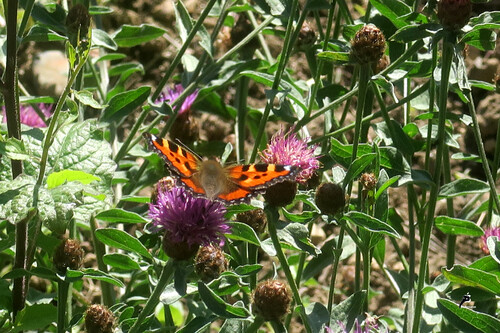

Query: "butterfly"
<box><xmin>144</xmin><ymin>133</ymin><xmax>299</xmax><ymax>205</ymax></box>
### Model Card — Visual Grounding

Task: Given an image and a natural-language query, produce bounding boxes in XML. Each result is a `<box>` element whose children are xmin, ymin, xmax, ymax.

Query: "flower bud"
<box><xmin>264</xmin><ymin>181</ymin><xmax>298</xmax><ymax>207</ymax></box>
<box><xmin>351</xmin><ymin>25</ymin><xmax>386</xmax><ymax>65</ymax></box>
<box><xmin>66</xmin><ymin>4</ymin><xmax>91</xmax><ymax>45</ymax></box>
<box><xmin>253</xmin><ymin>280</ymin><xmax>292</xmax><ymax>321</ymax></box>
<box><xmin>315</xmin><ymin>182</ymin><xmax>345</xmax><ymax>215</ymax></box>
<box><xmin>437</xmin><ymin>0</ymin><xmax>472</xmax><ymax>31</ymax></box>
<box><xmin>372</xmin><ymin>54</ymin><xmax>390</xmax><ymax>74</ymax></box>
<box><xmin>151</xmin><ymin>176</ymin><xmax>176</xmax><ymax>204</ymax></box>
<box><xmin>296</xmin><ymin>21</ymin><xmax>317</xmax><ymax>51</ymax></box>
<box><xmin>194</xmin><ymin>244</ymin><xmax>228</xmax><ymax>282</ymax></box>
<box><xmin>237</xmin><ymin>209</ymin><xmax>267</xmax><ymax>234</ymax></box>
<box><xmin>85</xmin><ymin>304</ymin><xmax>115</xmax><ymax>333</ymax></box>
<box><xmin>53</xmin><ymin>239</ymin><xmax>84</xmax><ymax>273</ymax></box>
<box><xmin>170</xmin><ymin>111</ymin><xmax>199</xmax><ymax>144</ymax></box>
<box><xmin>162</xmin><ymin>231</ymin><xmax>199</xmax><ymax>261</ymax></box>
<box><xmin>360</xmin><ymin>173</ymin><xmax>377</xmax><ymax>191</ymax></box>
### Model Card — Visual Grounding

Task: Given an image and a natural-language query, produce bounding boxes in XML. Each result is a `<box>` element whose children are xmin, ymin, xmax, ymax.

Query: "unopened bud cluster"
<box><xmin>253</xmin><ymin>280</ymin><xmax>291</xmax><ymax>321</ymax></box>
<box><xmin>351</xmin><ymin>25</ymin><xmax>386</xmax><ymax>65</ymax></box>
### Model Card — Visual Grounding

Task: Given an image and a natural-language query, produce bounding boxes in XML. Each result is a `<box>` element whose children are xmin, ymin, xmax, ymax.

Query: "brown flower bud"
<box><xmin>66</xmin><ymin>4</ymin><xmax>91</xmax><ymax>44</ymax></box>
<box><xmin>264</xmin><ymin>181</ymin><xmax>298</xmax><ymax>207</ymax></box>
<box><xmin>253</xmin><ymin>280</ymin><xmax>292</xmax><ymax>321</ymax></box>
<box><xmin>163</xmin><ymin>231</ymin><xmax>199</xmax><ymax>261</ymax></box>
<box><xmin>53</xmin><ymin>239</ymin><xmax>84</xmax><ymax>273</ymax></box>
<box><xmin>372</xmin><ymin>54</ymin><xmax>390</xmax><ymax>74</ymax></box>
<box><xmin>351</xmin><ymin>25</ymin><xmax>386</xmax><ymax>65</ymax></box>
<box><xmin>151</xmin><ymin>176</ymin><xmax>176</xmax><ymax>204</ymax></box>
<box><xmin>437</xmin><ymin>0</ymin><xmax>472</xmax><ymax>31</ymax></box>
<box><xmin>237</xmin><ymin>209</ymin><xmax>267</xmax><ymax>234</ymax></box>
<box><xmin>194</xmin><ymin>244</ymin><xmax>228</xmax><ymax>282</ymax></box>
<box><xmin>296</xmin><ymin>21</ymin><xmax>317</xmax><ymax>51</ymax></box>
<box><xmin>360</xmin><ymin>173</ymin><xmax>377</xmax><ymax>191</ymax></box>
<box><xmin>315</xmin><ymin>182</ymin><xmax>345</xmax><ymax>215</ymax></box>
<box><xmin>85</xmin><ymin>304</ymin><xmax>115</xmax><ymax>333</ymax></box>
<box><xmin>169</xmin><ymin>111</ymin><xmax>199</xmax><ymax>144</ymax></box>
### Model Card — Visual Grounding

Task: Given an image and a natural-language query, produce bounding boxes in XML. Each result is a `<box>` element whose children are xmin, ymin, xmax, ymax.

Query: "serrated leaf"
<box><xmin>95</xmin><ymin>228</ymin><xmax>152</xmax><ymax>259</ymax></box>
<box><xmin>434</xmin><ymin>216</ymin><xmax>484</xmax><ymax>236</ymax></box>
<box><xmin>95</xmin><ymin>208</ymin><xmax>148</xmax><ymax>224</ymax></box>
<box><xmin>112</xmin><ymin>24</ymin><xmax>166</xmax><ymax>47</ymax></box>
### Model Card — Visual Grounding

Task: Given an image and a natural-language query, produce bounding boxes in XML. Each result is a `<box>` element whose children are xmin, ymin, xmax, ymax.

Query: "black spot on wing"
<box><xmin>241</xmin><ymin>165</ymin><xmax>251</xmax><ymax>172</ymax></box>
<box><xmin>254</xmin><ymin>164</ymin><xmax>268</xmax><ymax>172</ymax></box>
<box><xmin>275</xmin><ymin>165</ymin><xmax>286</xmax><ymax>172</ymax></box>
<box><xmin>168</xmin><ymin>140</ymin><xmax>178</xmax><ymax>152</ymax></box>
<box><xmin>238</xmin><ymin>174</ymin><xmax>249</xmax><ymax>181</ymax></box>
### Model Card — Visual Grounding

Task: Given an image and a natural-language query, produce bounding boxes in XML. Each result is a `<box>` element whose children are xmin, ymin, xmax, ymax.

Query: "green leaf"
<box><xmin>83</xmin><ymin>268</ymin><xmax>125</xmax><ymax>287</ymax></box>
<box><xmin>31</xmin><ymin>2</ymin><xmax>66</xmax><ymax>32</ymax></box>
<box><xmin>437</xmin><ymin>298</ymin><xmax>500</xmax><ymax>333</ymax></box>
<box><xmin>343</xmin><ymin>211</ymin><xmax>400</xmax><ymax>238</ymax></box>
<box><xmin>95</xmin><ymin>208</ymin><xmax>148</xmax><ymax>224</ymax></box>
<box><xmin>390</xmin><ymin>23</ymin><xmax>441</xmax><ymax>42</ymax></box>
<box><xmin>343</xmin><ymin>153</ymin><xmax>376</xmax><ymax>188</ymax></box>
<box><xmin>469</xmin><ymin>11</ymin><xmax>500</xmax><ymax>29</ymax></box>
<box><xmin>89</xmin><ymin>5</ymin><xmax>114</xmax><ymax>15</ymax></box>
<box><xmin>330</xmin><ymin>291</ymin><xmax>366</xmax><ymax>332</ymax></box>
<box><xmin>434</xmin><ymin>216</ymin><xmax>484</xmax><ymax>236</ymax></box>
<box><xmin>225</xmin><ymin>222</ymin><xmax>261</xmax><ymax>246</ymax></box>
<box><xmin>112</xmin><ymin>24</ymin><xmax>166</xmax><ymax>47</ymax></box>
<box><xmin>95</xmin><ymin>228</ymin><xmax>152</xmax><ymax>259</ymax></box>
<box><xmin>305</xmin><ymin>302</ymin><xmax>330</xmax><ymax>333</ymax></box>
<box><xmin>277</xmin><ymin>221</ymin><xmax>320</xmax><ymax>256</ymax></box>
<box><xmin>438</xmin><ymin>179</ymin><xmax>490</xmax><ymax>198</ymax></box>
<box><xmin>101</xmin><ymin>86</ymin><xmax>151</xmax><ymax>123</ymax></box>
<box><xmin>302</xmin><ymin>238</ymin><xmax>336</xmax><ymax>281</ymax></box>
<box><xmin>92</xmin><ymin>28</ymin><xmax>118</xmax><ymax>50</ymax></box>
<box><xmin>22</xmin><ymin>25</ymin><xmax>66</xmax><ymax>43</ymax></box>
<box><xmin>74</xmin><ymin>89</ymin><xmax>105</xmax><ymax>109</ymax></box>
<box><xmin>0</xmin><ymin>137</ymin><xmax>29</xmax><ymax>160</ymax></box>
<box><xmin>369</xmin><ymin>0</ymin><xmax>411</xmax><ymax>28</ymax></box>
<box><xmin>316</xmin><ymin>51</ymin><xmax>350</xmax><ymax>63</ymax></box>
<box><xmin>461</xmin><ymin>29</ymin><xmax>497</xmax><ymax>51</ymax></box>
<box><xmin>486</xmin><ymin>236</ymin><xmax>500</xmax><ymax>265</ymax></box>
<box><xmin>47</xmin><ymin>170</ymin><xmax>101</xmax><ymax>189</ymax></box>
<box><xmin>12</xmin><ymin>303</ymin><xmax>57</xmax><ymax>332</ymax></box>
<box><xmin>103</xmin><ymin>253</ymin><xmax>141</xmax><ymax>270</ymax></box>
<box><xmin>198</xmin><ymin>282</ymin><xmax>250</xmax><ymax>318</ymax></box>
<box><xmin>234</xmin><ymin>264</ymin><xmax>262</xmax><ymax>276</ymax></box>
<box><xmin>442</xmin><ymin>265</ymin><xmax>500</xmax><ymax>294</ymax></box>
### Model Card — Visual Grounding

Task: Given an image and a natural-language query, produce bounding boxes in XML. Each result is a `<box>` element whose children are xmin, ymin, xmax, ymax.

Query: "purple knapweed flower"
<box><xmin>156</xmin><ymin>84</ymin><xmax>199</xmax><ymax>115</ymax></box>
<box><xmin>2</xmin><ymin>104</ymin><xmax>52</xmax><ymax>128</ymax></box>
<box><xmin>328</xmin><ymin>315</ymin><xmax>385</xmax><ymax>333</ymax></box>
<box><xmin>148</xmin><ymin>186</ymin><xmax>230</xmax><ymax>247</ymax></box>
<box><xmin>260</xmin><ymin>126</ymin><xmax>320</xmax><ymax>184</ymax></box>
<box><xmin>480</xmin><ymin>226</ymin><xmax>500</xmax><ymax>254</ymax></box>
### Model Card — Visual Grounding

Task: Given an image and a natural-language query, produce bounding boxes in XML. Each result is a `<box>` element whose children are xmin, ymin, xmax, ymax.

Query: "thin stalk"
<box><xmin>128</xmin><ymin>260</ymin><xmax>174</xmax><ymax>333</ymax></box>
<box><xmin>411</xmin><ymin>35</ymin><xmax>455</xmax><ymax>333</ymax></box>
<box><xmin>266</xmin><ymin>207</ymin><xmax>312</xmax><ymax>333</ymax></box>
<box><xmin>89</xmin><ymin>215</ymin><xmax>114</xmax><ymax>306</ymax></box>
<box><xmin>443</xmin><ymin>146</ymin><xmax>456</xmax><ymax>268</ymax></box>
<box><xmin>362</xmin><ymin>246</ymin><xmax>371</xmax><ymax>312</ymax></box>
<box><xmin>235</xmin><ymin>75</ymin><xmax>251</xmax><ymax>163</ymax></box>
<box><xmin>465</xmin><ymin>89</ymin><xmax>500</xmax><ymax>214</ymax></box>
<box><xmin>487</xmin><ymin>109</ymin><xmax>500</xmax><ymax>225</ymax></box>
<box><xmin>245</xmin><ymin>316</ymin><xmax>266</xmax><ymax>333</ymax></box>
<box><xmin>249</xmin><ymin>0</ymin><xmax>300</xmax><ymax>163</ymax></box>
<box><xmin>57</xmin><ymin>280</ymin><xmax>70</xmax><ymax>333</ymax></box>
<box><xmin>327</xmin><ymin>227</ymin><xmax>345</xmax><ymax>312</ymax></box>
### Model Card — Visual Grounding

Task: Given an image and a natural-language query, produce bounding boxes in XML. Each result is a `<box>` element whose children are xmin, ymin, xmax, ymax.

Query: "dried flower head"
<box><xmin>85</xmin><ymin>304</ymin><xmax>115</xmax><ymax>333</ymax></box>
<box><xmin>53</xmin><ymin>238</ymin><xmax>84</xmax><ymax>273</ymax></box>
<box><xmin>437</xmin><ymin>0</ymin><xmax>472</xmax><ymax>31</ymax></box>
<box><xmin>260</xmin><ymin>126</ymin><xmax>319</xmax><ymax>184</ymax></box>
<box><xmin>66</xmin><ymin>3</ymin><xmax>91</xmax><ymax>44</ymax></box>
<box><xmin>480</xmin><ymin>227</ymin><xmax>500</xmax><ymax>254</ymax></box>
<box><xmin>253</xmin><ymin>280</ymin><xmax>292</xmax><ymax>321</ymax></box>
<box><xmin>296</xmin><ymin>21</ymin><xmax>317</xmax><ymax>51</ymax></box>
<box><xmin>149</xmin><ymin>186</ymin><xmax>230</xmax><ymax>248</ymax></box>
<box><xmin>2</xmin><ymin>104</ymin><xmax>52</xmax><ymax>128</ymax></box>
<box><xmin>194</xmin><ymin>244</ymin><xmax>228</xmax><ymax>282</ymax></box>
<box><xmin>236</xmin><ymin>208</ymin><xmax>267</xmax><ymax>233</ymax></box>
<box><xmin>351</xmin><ymin>25</ymin><xmax>386</xmax><ymax>65</ymax></box>
<box><xmin>315</xmin><ymin>182</ymin><xmax>345</xmax><ymax>215</ymax></box>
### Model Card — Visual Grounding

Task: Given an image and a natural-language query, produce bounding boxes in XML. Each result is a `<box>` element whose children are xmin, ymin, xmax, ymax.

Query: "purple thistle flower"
<box><xmin>480</xmin><ymin>226</ymin><xmax>500</xmax><ymax>254</ymax></box>
<box><xmin>156</xmin><ymin>84</ymin><xmax>199</xmax><ymax>115</ymax></box>
<box><xmin>148</xmin><ymin>186</ymin><xmax>230</xmax><ymax>247</ymax></box>
<box><xmin>260</xmin><ymin>126</ymin><xmax>320</xmax><ymax>184</ymax></box>
<box><xmin>2</xmin><ymin>104</ymin><xmax>52</xmax><ymax>128</ymax></box>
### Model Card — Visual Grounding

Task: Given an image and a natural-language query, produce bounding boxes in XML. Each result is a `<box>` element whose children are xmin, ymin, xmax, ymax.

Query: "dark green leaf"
<box><xmin>31</xmin><ymin>2</ymin><xmax>66</xmax><ymax>32</ymax></box>
<box><xmin>438</xmin><ymin>179</ymin><xmax>489</xmax><ymax>198</ymax></box>
<box><xmin>83</xmin><ymin>268</ymin><xmax>125</xmax><ymax>287</ymax></box>
<box><xmin>234</xmin><ymin>264</ymin><xmax>262</xmax><ymax>276</ymax></box>
<box><xmin>469</xmin><ymin>80</ymin><xmax>495</xmax><ymax>91</ymax></box>
<box><xmin>95</xmin><ymin>228</ymin><xmax>152</xmax><ymax>259</ymax></box>
<box><xmin>461</xmin><ymin>29</ymin><xmax>497</xmax><ymax>51</ymax></box>
<box><xmin>198</xmin><ymin>282</ymin><xmax>250</xmax><ymax>318</ymax></box>
<box><xmin>437</xmin><ymin>298</ymin><xmax>500</xmax><ymax>333</ymax></box>
<box><xmin>101</xmin><ymin>86</ymin><xmax>150</xmax><ymax>123</ymax></box>
<box><xmin>469</xmin><ymin>11</ymin><xmax>500</xmax><ymax>29</ymax></box>
<box><xmin>225</xmin><ymin>222</ymin><xmax>261</xmax><ymax>246</ymax></box>
<box><xmin>442</xmin><ymin>265</ymin><xmax>500</xmax><ymax>294</ymax></box>
<box><xmin>103</xmin><ymin>253</ymin><xmax>141</xmax><ymax>270</ymax></box>
<box><xmin>369</xmin><ymin>0</ymin><xmax>411</xmax><ymax>28</ymax></box>
<box><xmin>95</xmin><ymin>208</ymin><xmax>148</xmax><ymax>224</ymax></box>
<box><xmin>277</xmin><ymin>221</ymin><xmax>320</xmax><ymax>256</ymax></box>
<box><xmin>305</xmin><ymin>302</ymin><xmax>330</xmax><ymax>333</ymax></box>
<box><xmin>22</xmin><ymin>25</ymin><xmax>66</xmax><ymax>43</ymax></box>
<box><xmin>92</xmin><ymin>29</ymin><xmax>118</xmax><ymax>50</ymax></box>
<box><xmin>390</xmin><ymin>23</ymin><xmax>441</xmax><ymax>42</ymax></box>
<box><xmin>316</xmin><ymin>51</ymin><xmax>350</xmax><ymax>63</ymax></box>
<box><xmin>434</xmin><ymin>216</ymin><xmax>484</xmax><ymax>236</ymax></box>
<box><xmin>343</xmin><ymin>211</ymin><xmax>400</xmax><ymax>238</ymax></box>
<box><xmin>113</xmin><ymin>24</ymin><xmax>166</xmax><ymax>47</ymax></box>
<box><xmin>12</xmin><ymin>303</ymin><xmax>57</xmax><ymax>332</ymax></box>
<box><xmin>330</xmin><ymin>291</ymin><xmax>366</xmax><ymax>331</ymax></box>
<box><xmin>343</xmin><ymin>153</ymin><xmax>377</xmax><ymax>188</ymax></box>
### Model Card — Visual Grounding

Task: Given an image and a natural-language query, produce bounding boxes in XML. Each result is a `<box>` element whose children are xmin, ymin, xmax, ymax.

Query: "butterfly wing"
<box><xmin>215</xmin><ymin>164</ymin><xmax>299</xmax><ymax>203</ymax></box>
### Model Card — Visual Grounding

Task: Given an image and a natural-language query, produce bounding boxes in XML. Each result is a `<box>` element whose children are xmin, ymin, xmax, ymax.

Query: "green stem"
<box><xmin>411</xmin><ymin>35</ymin><xmax>455</xmax><ymax>333</ymax></box>
<box><xmin>266</xmin><ymin>207</ymin><xmax>312</xmax><ymax>333</ymax></box>
<box><xmin>249</xmin><ymin>0</ymin><xmax>300</xmax><ymax>163</ymax></box>
<box><xmin>246</xmin><ymin>316</ymin><xmax>266</xmax><ymax>333</ymax></box>
<box><xmin>89</xmin><ymin>215</ymin><xmax>114</xmax><ymax>306</ymax></box>
<box><xmin>465</xmin><ymin>90</ymin><xmax>500</xmax><ymax>214</ymax></box>
<box><xmin>327</xmin><ymin>227</ymin><xmax>345</xmax><ymax>312</ymax></box>
<box><xmin>235</xmin><ymin>75</ymin><xmax>251</xmax><ymax>162</ymax></box>
<box><xmin>443</xmin><ymin>146</ymin><xmax>456</xmax><ymax>268</ymax></box>
<box><xmin>128</xmin><ymin>260</ymin><xmax>174</xmax><ymax>333</ymax></box>
<box><xmin>362</xmin><ymin>246</ymin><xmax>371</xmax><ymax>312</ymax></box>
<box><xmin>57</xmin><ymin>280</ymin><xmax>70</xmax><ymax>333</ymax></box>
<box><xmin>487</xmin><ymin>108</ymin><xmax>500</xmax><ymax>225</ymax></box>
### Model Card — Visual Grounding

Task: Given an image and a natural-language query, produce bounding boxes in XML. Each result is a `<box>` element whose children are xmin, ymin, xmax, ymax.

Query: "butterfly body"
<box><xmin>144</xmin><ymin>133</ymin><xmax>299</xmax><ymax>204</ymax></box>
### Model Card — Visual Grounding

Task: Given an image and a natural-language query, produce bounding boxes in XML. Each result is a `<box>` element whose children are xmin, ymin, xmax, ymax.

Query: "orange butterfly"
<box><xmin>144</xmin><ymin>133</ymin><xmax>299</xmax><ymax>204</ymax></box>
